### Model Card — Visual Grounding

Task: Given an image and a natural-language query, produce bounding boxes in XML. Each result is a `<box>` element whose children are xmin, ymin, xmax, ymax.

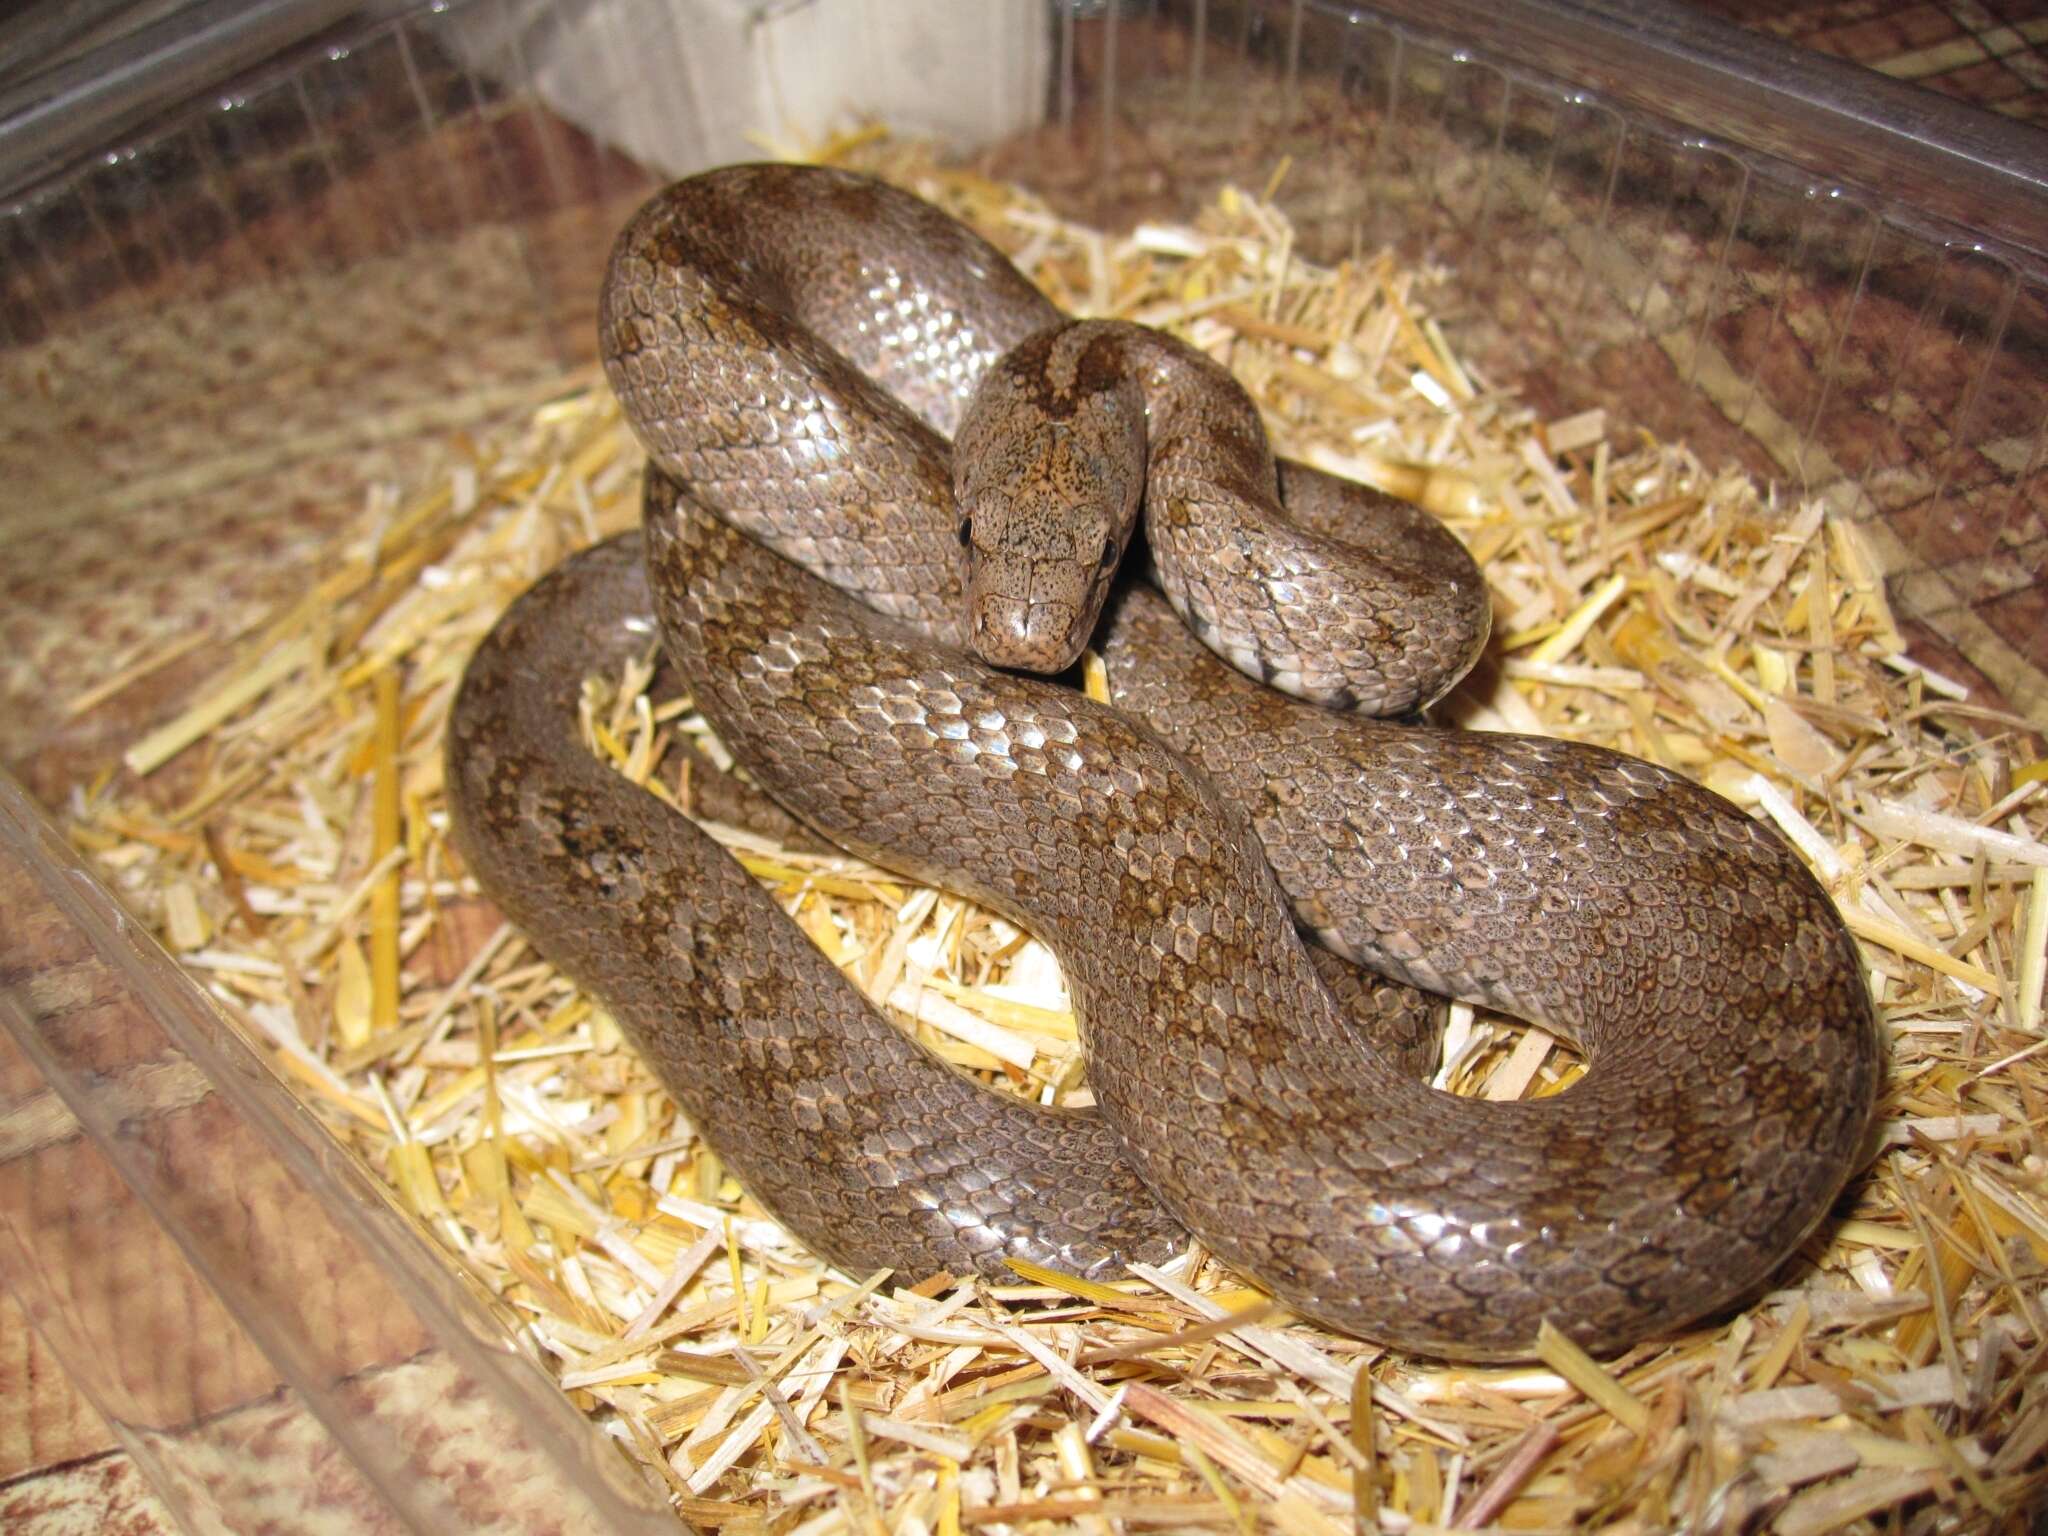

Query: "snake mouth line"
<box><xmin>964</xmin><ymin>591</ymin><xmax>1092</xmax><ymax>675</ymax></box>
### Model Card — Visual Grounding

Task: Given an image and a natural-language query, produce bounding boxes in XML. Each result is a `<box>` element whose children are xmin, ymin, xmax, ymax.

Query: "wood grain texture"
<box><xmin>0</xmin><ymin>1448</ymin><xmax>174</xmax><ymax>1536</ymax></box>
<box><xmin>0</xmin><ymin>1289</ymin><xmax>115</xmax><ymax>1479</ymax></box>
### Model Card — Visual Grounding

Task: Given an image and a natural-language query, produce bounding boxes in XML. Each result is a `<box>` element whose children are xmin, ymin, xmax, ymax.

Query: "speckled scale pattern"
<box><xmin>1140</xmin><ymin>348</ymin><xmax>1493</xmax><ymax>714</ymax></box>
<box><xmin>453</xmin><ymin>164</ymin><xmax>1887</xmax><ymax>1358</ymax></box>
<box><xmin>444</xmin><ymin>530</ymin><xmax>1439</xmax><ymax>1290</ymax></box>
<box><xmin>1099</xmin><ymin>586</ymin><xmax>1882</xmax><ymax>1345</ymax></box>
<box><xmin>443</xmin><ymin>535</ymin><xmax>1185</xmax><ymax>1282</ymax></box>
<box><xmin>644</xmin><ymin>487</ymin><xmax>1881</xmax><ymax>1358</ymax></box>
<box><xmin>956</xmin><ymin>318</ymin><xmax>1492</xmax><ymax>710</ymax></box>
<box><xmin>951</xmin><ymin>323</ymin><xmax>1148</xmax><ymax>672</ymax></box>
<box><xmin>1099</xmin><ymin>589</ymin><xmax>1872</xmax><ymax>1044</ymax></box>
<box><xmin>601</xmin><ymin>167</ymin><xmax>1490</xmax><ymax>710</ymax></box>
<box><xmin>598</xmin><ymin>164</ymin><xmax>1059</xmax><ymax>643</ymax></box>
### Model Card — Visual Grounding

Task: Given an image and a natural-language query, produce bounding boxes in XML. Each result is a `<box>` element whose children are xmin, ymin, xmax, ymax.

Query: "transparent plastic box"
<box><xmin>1</xmin><ymin>0</ymin><xmax>2043</xmax><ymax>1529</ymax></box>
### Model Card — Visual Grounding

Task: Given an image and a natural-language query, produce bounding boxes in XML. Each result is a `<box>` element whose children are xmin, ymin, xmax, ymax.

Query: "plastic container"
<box><xmin>1</xmin><ymin>1</ymin><xmax>2042</xmax><ymax>1529</ymax></box>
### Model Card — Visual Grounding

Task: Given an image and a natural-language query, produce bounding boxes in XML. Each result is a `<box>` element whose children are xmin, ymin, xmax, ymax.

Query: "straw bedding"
<box><xmin>63</xmin><ymin>139</ymin><xmax>2048</xmax><ymax>1532</ymax></box>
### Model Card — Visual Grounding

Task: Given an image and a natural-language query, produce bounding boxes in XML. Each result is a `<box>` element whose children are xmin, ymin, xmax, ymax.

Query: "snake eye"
<box><xmin>957</xmin><ymin>517</ymin><xmax>973</xmax><ymax>548</ymax></box>
<box><xmin>1098</xmin><ymin>536</ymin><xmax>1120</xmax><ymax>571</ymax></box>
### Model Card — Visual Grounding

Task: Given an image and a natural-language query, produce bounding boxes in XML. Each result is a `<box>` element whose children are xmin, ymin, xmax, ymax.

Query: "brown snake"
<box><xmin>446</xmin><ymin>165</ymin><xmax>1881</xmax><ymax>1358</ymax></box>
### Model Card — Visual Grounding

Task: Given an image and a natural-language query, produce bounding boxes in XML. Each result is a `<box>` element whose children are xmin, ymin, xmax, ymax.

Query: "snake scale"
<box><xmin>446</xmin><ymin>164</ymin><xmax>1880</xmax><ymax>1358</ymax></box>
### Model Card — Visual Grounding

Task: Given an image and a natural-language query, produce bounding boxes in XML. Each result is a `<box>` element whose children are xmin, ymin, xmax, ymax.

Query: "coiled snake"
<box><xmin>446</xmin><ymin>165</ymin><xmax>1879</xmax><ymax>1359</ymax></box>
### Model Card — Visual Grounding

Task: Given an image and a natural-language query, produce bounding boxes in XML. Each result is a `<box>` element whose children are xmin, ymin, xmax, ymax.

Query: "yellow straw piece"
<box><xmin>1534</xmin><ymin>1320</ymin><xmax>1649</xmax><ymax>1434</ymax></box>
<box><xmin>369</xmin><ymin>667</ymin><xmax>404</xmax><ymax>1035</ymax></box>
<box><xmin>1082</xmin><ymin>649</ymin><xmax>1112</xmax><ymax>704</ymax></box>
<box><xmin>1004</xmin><ymin>1256</ymin><xmax>1143</xmax><ymax>1308</ymax></box>
<box><xmin>1527</xmin><ymin>573</ymin><xmax>1629</xmax><ymax>665</ymax></box>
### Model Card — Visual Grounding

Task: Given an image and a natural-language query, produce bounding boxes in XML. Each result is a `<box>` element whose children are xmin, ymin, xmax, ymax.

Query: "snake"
<box><xmin>445</xmin><ymin>164</ymin><xmax>1881</xmax><ymax>1359</ymax></box>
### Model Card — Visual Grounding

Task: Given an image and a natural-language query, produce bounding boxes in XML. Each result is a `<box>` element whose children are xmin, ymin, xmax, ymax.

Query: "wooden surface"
<box><xmin>0</xmin><ymin>1290</ymin><xmax>117</xmax><ymax>1475</ymax></box>
<box><xmin>0</xmin><ymin>1446</ymin><xmax>172</xmax><ymax>1536</ymax></box>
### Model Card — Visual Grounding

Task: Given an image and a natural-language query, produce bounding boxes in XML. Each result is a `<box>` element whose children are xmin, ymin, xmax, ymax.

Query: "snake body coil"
<box><xmin>446</xmin><ymin>165</ymin><xmax>1881</xmax><ymax>1358</ymax></box>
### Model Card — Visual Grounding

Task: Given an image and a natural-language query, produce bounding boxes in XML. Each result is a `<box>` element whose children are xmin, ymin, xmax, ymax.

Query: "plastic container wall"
<box><xmin>1029</xmin><ymin>0</ymin><xmax>2048</xmax><ymax>717</ymax></box>
<box><xmin>1</xmin><ymin>1</ymin><xmax>2043</xmax><ymax>1531</ymax></box>
<box><xmin>4</xmin><ymin>0</ymin><xmax>2043</xmax><ymax>775</ymax></box>
<box><xmin>0</xmin><ymin>779</ymin><xmax>680</xmax><ymax>1533</ymax></box>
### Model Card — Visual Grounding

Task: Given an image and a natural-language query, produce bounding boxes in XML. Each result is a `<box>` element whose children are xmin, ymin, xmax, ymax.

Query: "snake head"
<box><xmin>954</xmin><ymin>324</ymin><xmax>1147</xmax><ymax>675</ymax></box>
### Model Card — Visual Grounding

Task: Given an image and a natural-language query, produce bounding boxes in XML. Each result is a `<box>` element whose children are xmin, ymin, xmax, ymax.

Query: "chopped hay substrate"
<box><xmin>62</xmin><ymin>137</ymin><xmax>2048</xmax><ymax>1533</ymax></box>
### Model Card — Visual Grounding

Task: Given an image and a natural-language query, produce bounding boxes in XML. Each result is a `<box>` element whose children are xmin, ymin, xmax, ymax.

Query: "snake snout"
<box><xmin>969</xmin><ymin>589</ymin><xmax>1088</xmax><ymax>675</ymax></box>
